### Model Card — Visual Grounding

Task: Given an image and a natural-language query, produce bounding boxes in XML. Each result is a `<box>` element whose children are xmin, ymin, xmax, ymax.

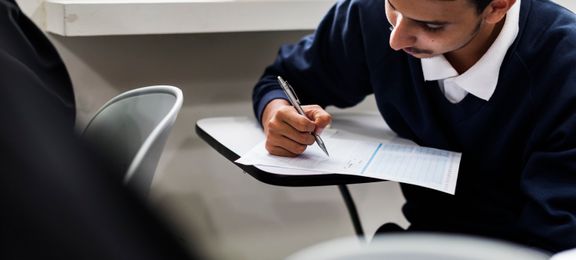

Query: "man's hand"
<box><xmin>261</xmin><ymin>99</ymin><xmax>332</xmax><ymax>157</ymax></box>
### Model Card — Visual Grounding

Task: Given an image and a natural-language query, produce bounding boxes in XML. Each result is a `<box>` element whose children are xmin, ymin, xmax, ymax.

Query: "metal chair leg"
<box><xmin>338</xmin><ymin>184</ymin><xmax>365</xmax><ymax>241</ymax></box>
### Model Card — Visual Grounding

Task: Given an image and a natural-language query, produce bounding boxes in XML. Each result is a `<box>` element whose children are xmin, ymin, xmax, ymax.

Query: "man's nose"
<box><xmin>389</xmin><ymin>17</ymin><xmax>417</xmax><ymax>51</ymax></box>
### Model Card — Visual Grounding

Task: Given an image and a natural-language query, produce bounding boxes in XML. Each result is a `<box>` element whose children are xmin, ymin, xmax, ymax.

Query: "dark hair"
<box><xmin>471</xmin><ymin>0</ymin><xmax>493</xmax><ymax>13</ymax></box>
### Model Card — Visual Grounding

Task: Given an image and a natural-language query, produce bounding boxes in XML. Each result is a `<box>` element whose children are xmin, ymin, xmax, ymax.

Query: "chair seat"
<box><xmin>287</xmin><ymin>233</ymin><xmax>551</xmax><ymax>260</ymax></box>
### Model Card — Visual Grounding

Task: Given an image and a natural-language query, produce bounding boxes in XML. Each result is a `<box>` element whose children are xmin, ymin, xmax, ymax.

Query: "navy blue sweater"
<box><xmin>253</xmin><ymin>0</ymin><xmax>576</xmax><ymax>253</ymax></box>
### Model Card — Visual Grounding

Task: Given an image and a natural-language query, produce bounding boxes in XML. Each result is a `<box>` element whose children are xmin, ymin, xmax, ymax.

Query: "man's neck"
<box><xmin>445</xmin><ymin>18</ymin><xmax>506</xmax><ymax>74</ymax></box>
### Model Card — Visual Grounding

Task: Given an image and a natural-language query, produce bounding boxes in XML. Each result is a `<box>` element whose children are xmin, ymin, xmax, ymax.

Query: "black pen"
<box><xmin>277</xmin><ymin>76</ymin><xmax>329</xmax><ymax>157</ymax></box>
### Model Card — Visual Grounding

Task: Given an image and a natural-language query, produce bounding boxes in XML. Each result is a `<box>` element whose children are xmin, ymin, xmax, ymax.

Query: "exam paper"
<box><xmin>236</xmin><ymin>130</ymin><xmax>461</xmax><ymax>194</ymax></box>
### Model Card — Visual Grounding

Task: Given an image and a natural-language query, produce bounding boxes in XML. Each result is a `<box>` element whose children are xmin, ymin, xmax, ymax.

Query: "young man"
<box><xmin>252</xmin><ymin>0</ymin><xmax>576</xmax><ymax>253</ymax></box>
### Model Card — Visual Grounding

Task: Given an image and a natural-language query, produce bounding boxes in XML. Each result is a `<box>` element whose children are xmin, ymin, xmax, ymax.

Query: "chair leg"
<box><xmin>338</xmin><ymin>184</ymin><xmax>366</xmax><ymax>242</ymax></box>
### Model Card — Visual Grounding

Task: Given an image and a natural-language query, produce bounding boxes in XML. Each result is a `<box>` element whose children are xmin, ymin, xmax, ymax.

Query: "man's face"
<box><xmin>385</xmin><ymin>0</ymin><xmax>485</xmax><ymax>58</ymax></box>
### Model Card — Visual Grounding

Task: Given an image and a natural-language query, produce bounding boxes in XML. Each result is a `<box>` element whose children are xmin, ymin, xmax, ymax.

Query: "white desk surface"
<box><xmin>196</xmin><ymin>111</ymin><xmax>389</xmax><ymax>186</ymax></box>
<box><xmin>44</xmin><ymin>0</ymin><xmax>335</xmax><ymax>36</ymax></box>
<box><xmin>196</xmin><ymin>111</ymin><xmax>390</xmax><ymax>157</ymax></box>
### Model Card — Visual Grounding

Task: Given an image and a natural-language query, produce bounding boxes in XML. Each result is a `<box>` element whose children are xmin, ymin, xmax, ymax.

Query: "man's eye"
<box><xmin>424</xmin><ymin>24</ymin><xmax>444</xmax><ymax>32</ymax></box>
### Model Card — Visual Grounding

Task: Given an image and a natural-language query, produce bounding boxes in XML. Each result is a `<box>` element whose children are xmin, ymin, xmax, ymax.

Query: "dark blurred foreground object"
<box><xmin>287</xmin><ymin>233</ymin><xmax>551</xmax><ymax>260</ymax></box>
<box><xmin>0</xmin><ymin>1</ymin><xmax>202</xmax><ymax>259</ymax></box>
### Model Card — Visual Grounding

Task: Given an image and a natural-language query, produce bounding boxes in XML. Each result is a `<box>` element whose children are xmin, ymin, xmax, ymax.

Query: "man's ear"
<box><xmin>482</xmin><ymin>0</ymin><xmax>516</xmax><ymax>24</ymax></box>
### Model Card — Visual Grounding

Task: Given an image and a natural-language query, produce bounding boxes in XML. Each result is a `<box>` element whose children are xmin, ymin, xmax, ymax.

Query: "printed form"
<box><xmin>236</xmin><ymin>129</ymin><xmax>461</xmax><ymax>194</ymax></box>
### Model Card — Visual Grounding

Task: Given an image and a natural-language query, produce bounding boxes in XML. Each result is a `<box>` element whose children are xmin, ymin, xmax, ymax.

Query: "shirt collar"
<box><xmin>421</xmin><ymin>0</ymin><xmax>521</xmax><ymax>101</ymax></box>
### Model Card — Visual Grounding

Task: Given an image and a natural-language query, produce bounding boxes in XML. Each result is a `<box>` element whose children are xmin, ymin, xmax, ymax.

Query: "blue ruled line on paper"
<box><xmin>361</xmin><ymin>143</ymin><xmax>382</xmax><ymax>174</ymax></box>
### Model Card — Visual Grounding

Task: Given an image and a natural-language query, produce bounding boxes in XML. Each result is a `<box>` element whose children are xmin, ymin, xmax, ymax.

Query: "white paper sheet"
<box><xmin>236</xmin><ymin>129</ymin><xmax>461</xmax><ymax>194</ymax></box>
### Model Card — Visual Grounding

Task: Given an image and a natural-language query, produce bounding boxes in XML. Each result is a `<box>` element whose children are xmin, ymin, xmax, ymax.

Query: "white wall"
<box><xmin>16</xmin><ymin>0</ymin><xmax>575</xmax><ymax>259</ymax></box>
<box><xmin>556</xmin><ymin>0</ymin><xmax>576</xmax><ymax>10</ymax></box>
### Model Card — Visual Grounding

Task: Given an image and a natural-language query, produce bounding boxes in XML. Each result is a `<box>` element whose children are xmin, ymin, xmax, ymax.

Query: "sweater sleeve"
<box><xmin>518</xmin><ymin>80</ymin><xmax>576</xmax><ymax>252</ymax></box>
<box><xmin>252</xmin><ymin>0</ymin><xmax>378</xmax><ymax>122</ymax></box>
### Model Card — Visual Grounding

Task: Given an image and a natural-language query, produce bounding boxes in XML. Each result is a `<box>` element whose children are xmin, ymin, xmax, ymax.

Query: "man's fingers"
<box><xmin>265</xmin><ymin>135</ymin><xmax>308</xmax><ymax>156</ymax></box>
<box><xmin>276</xmin><ymin>107</ymin><xmax>316</xmax><ymax>133</ymax></box>
<box><xmin>267</xmin><ymin>120</ymin><xmax>316</xmax><ymax>146</ymax></box>
<box><xmin>303</xmin><ymin>105</ymin><xmax>332</xmax><ymax>134</ymax></box>
<box><xmin>261</xmin><ymin>100</ymin><xmax>332</xmax><ymax>156</ymax></box>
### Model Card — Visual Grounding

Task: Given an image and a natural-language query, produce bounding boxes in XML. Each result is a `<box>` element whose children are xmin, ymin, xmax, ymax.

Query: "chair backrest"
<box><xmin>82</xmin><ymin>85</ymin><xmax>183</xmax><ymax>195</ymax></box>
<box><xmin>286</xmin><ymin>233</ymin><xmax>551</xmax><ymax>260</ymax></box>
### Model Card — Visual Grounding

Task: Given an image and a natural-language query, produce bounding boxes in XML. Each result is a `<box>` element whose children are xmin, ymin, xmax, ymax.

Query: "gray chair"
<box><xmin>82</xmin><ymin>85</ymin><xmax>183</xmax><ymax>195</ymax></box>
<box><xmin>286</xmin><ymin>233</ymin><xmax>551</xmax><ymax>260</ymax></box>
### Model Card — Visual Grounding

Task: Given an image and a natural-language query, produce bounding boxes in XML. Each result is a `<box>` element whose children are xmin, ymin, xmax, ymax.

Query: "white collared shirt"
<box><xmin>420</xmin><ymin>0</ymin><xmax>521</xmax><ymax>103</ymax></box>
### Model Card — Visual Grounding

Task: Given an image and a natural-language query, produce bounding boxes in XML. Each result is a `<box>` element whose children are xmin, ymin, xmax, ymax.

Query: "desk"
<box><xmin>195</xmin><ymin>111</ymin><xmax>389</xmax><ymax>238</ymax></box>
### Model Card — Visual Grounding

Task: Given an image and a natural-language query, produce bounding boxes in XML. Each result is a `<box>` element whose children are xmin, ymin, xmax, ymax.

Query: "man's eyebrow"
<box><xmin>412</xmin><ymin>18</ymin><xmax>449</xmax><ymax>26</ymax></box>
<box><xmin>387</xmin><ymin>0</ymin><xmax>450</xmax><ymax>25</ymax></box>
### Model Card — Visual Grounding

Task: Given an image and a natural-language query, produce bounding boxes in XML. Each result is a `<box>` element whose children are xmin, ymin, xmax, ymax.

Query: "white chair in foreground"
<box><xmin>82</xmin><ymin>85</ymin><xmax>183</xmax><ymax>195</ymax></box>
<box><xmin>551</xmin><ymin>248</ymin><xmax>576</xmax><ymax>260</ymax></box>
<box><xmin>287</xmin><ymin>233</ymin><xmax>551</xmax><ymax>260</ymax></box>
